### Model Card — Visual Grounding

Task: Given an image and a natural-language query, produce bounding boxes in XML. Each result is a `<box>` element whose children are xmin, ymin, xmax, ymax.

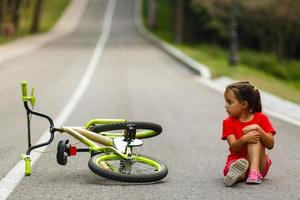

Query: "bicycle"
<box><xmin>20</xmin><ymin>81</ymin><xmax>168</xmax><ymax>182</ymax></box>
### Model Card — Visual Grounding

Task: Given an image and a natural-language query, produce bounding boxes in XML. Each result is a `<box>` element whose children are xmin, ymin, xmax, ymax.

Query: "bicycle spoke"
<box><xmin>99</xmin><ymin>158</ymin><xmax>157</xmax><ymax>175</ymax></box>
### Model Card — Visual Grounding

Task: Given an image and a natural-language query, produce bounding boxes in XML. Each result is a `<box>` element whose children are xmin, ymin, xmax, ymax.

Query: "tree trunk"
<box><xmin>228</xmin><ymin>0</ymin><xmax>239</xmax><ymax>66</ymax></box>
<box><xmin>31</xmin><ymin>0</ymin><xmax>43</xmax><ymax>33</ymax></box>
<box><xmin>147</xmin><ymin>0</ymin><xmax>157</xmax><ymax>28</ymax></box>
<box><xmin>0</xmin><ymin>0</ymin><xmax>5</xmax><ymax>35</ymax></box>
<box><xmin>174</xmin><ymin>0</ymin><xmax>184</xmax><ymax>43</ymax></box>
<box><xmin>12</xmin><ymin>0</ymin><xmax>21</xmax><ymax>30</ymax></box>
<box><xmin>274</xmin><ymin>28</ymin><xmax>285</xmax><ymax>62</ymax></box>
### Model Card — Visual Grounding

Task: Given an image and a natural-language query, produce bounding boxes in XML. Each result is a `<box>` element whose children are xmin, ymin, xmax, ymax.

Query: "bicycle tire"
<box><xmin>88</xmin><ymin>121</ymin><xmax>162</xmax><ymax>139</ymax></box>
<box><xmin>57</xmin><ymin>140</ymin><xmax>68</xmax><ymax>165</ymax></box>
<box><xmin>88</xmin><ymin>153</ymin><xmax>168</xmax><ymax>182</ymax></box>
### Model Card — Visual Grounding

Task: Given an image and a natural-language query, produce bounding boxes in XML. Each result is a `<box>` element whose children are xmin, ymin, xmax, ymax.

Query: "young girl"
<box><xmin>222</xmin><ymin>81</ymin><xmax>276</xmax><ymax>186</ymax></box>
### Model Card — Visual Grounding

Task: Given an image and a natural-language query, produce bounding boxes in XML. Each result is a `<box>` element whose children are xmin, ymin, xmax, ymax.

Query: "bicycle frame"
<box><xmin>21</xmin><ymin>100</ymin><xmax>139</xmax><ymax>175</ymax></box>
<box><xmin>59</xmin><ymin>126</ymin><xmax>133</xmax><ymax>158</ymax></box>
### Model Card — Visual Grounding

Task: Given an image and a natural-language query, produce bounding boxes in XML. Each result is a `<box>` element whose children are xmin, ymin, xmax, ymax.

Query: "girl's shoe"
<box><xmin>246</xmin><ymin>169</ymin><xmax>263</xmax><ymax>184</ymax></box>
<box><xmin>224</xmin><ymin>158</ymin><xmax>249</xmax><ymax>186</ymax></box>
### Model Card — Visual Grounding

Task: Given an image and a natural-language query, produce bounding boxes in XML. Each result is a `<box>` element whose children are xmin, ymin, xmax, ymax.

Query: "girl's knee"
<box><xmin>247</xmin><ymin>140</ymin><xmax>264</xmax><ymax>148</ymax></box>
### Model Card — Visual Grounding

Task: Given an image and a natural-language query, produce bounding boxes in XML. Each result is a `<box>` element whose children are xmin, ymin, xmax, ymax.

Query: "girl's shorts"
<box><xmin>223</xmin><ymin>155</ymin><xmax>272</xmax><ymax>178</ymax></box>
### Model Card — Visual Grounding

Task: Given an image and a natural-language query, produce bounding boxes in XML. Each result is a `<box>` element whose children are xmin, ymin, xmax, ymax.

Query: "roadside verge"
<box><xmin>0</xmin><ymin>0</ymin><xmax>89</xmax><ymax>64</ymax></box>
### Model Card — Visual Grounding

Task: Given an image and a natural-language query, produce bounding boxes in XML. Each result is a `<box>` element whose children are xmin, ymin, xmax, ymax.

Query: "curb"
<box><xmin>0</xmin><ymin>0</ymin><xmax>89</xmax><ymax>64</ymax></box>
<box><xmin>134</xmin><ymin>0</ymin><xmax>300</xmax><ymax>127</ymax></box>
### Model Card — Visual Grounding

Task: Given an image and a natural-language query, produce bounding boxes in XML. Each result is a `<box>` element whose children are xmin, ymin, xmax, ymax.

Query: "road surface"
<box><xmin>0</xmin><ymin>0</ymin><xmax>299</xmax><ymax>199</ymax></box>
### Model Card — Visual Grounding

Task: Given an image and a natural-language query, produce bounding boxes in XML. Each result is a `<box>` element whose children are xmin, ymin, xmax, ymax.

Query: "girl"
<box><xmin>222</xmin><ymin>81</ymin><xmax>276</xmax><ymax>186</ymax></box>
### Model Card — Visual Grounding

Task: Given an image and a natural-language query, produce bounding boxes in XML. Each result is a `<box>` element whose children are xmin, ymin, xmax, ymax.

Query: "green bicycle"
<box><xmin>20</xmin><ymin>81</ymin><xmax>168</xmax><ymax>182</ymax></box>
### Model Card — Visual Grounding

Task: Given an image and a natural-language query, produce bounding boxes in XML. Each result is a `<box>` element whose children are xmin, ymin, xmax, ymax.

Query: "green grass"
<box><xmin>0</xmin><ymin>0</ymin><xmax>70</xmax><ymax>44</ymax></box>
<box><xmin>173</xmin><ymin>43</ymin><xmax>300</xmax><ymax>104</ymax></box>
<box><xmin>40</xmin><ymin>0</ymin><xmax>71</xmax><ymax>32</ymax></box>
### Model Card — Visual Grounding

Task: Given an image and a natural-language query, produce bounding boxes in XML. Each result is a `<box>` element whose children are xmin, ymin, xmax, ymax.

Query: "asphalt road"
<box><xmin>0</xmin><ymin>0</ymin><xmax>300</xmax><ymax>199</ymax></box>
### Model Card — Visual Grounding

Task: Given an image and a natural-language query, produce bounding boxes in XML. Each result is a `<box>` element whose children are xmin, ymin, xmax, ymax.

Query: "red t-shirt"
<box><xmin>222</xmin><ymin>112</ymin><xmax>276</xmax><ymax>163</ymax></box>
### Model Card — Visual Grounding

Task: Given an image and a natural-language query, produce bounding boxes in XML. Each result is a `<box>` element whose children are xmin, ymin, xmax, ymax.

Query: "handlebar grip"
<box><xmin>21</xmin><ymin>81</ymin><xmax>28</xmax><ymax>99</ymax></box>
<box><xmin>21</xmin><ymin>154</ymin><xmax>32</xmax><ymax>176</ymax></box>
<box><xmin>25</xmin><ymin>157</ymin><xmax>31</xmax><ymax>176</ymax></box>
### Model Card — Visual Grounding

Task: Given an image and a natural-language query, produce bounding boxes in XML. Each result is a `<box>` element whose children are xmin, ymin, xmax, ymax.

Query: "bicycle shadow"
<box><xmin>49</xmin><ymin>168</ymin><xmax>168</xmax><ymax>186</ymax></box>
<box><xmin>84</xmin><ymin>175</ymin><xmax>168</xmax><ymax>186</ymax></box>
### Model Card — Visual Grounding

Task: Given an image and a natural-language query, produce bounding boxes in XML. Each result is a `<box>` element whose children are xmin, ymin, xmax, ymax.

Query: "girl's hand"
<box><xmin>242</xmin><ymin>124</ymin><xmax>260</xmax><ymax>135</ymax></box>
<box><xmin>243</xmin><ymin>130</ymin><xmax>260</xmax><ymax>144</ymax></box>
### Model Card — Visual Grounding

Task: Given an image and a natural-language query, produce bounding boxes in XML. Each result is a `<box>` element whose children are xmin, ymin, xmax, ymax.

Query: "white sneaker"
<box><xmin>224</xmin><ymin>158</ymin><xmax>249</xmax><ymax>186</ymax></box>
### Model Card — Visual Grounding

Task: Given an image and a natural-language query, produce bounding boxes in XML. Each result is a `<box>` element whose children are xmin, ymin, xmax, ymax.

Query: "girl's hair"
<box><xmin>225</xmin><ymin>81</ymin><xmax>262</xmax><ymax>113</ymax></box>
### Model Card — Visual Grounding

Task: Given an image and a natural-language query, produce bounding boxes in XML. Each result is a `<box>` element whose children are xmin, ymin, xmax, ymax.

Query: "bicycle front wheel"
<box><xmin>88</xmin><ymin>153</ymin><xmax>168</xmax><ymax>182</ymax></box>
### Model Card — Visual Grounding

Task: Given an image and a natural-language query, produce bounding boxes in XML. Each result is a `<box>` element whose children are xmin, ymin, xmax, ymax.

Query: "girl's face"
<box><xmin>224</xmin><ymin>89</ymin><xmax>247</xmax><ymax>117</ymax></box>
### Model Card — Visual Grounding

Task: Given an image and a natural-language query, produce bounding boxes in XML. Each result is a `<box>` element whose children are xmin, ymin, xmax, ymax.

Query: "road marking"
<box><xmin>0</xmin><ymin>0</ymin><xmax>116</xmax><ymax>199</ymax></box>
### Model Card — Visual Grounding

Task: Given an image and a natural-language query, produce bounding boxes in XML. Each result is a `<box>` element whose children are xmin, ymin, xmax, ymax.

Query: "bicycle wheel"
<box><xmin>88</xmin><ymin>153</ymin><xmax>168</xmax><ymax>182</ymax></box>
<box><xmin>88</xmin><ymin>121</ymin><xmax>162</xmax><ymax>139</ymax></box>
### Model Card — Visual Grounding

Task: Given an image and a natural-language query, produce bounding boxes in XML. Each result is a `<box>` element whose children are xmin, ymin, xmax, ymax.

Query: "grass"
<box><xmin>0</xmin><ymin>0</ymin><xmax>70</xmax><ymax>44</ymax></box>
<box><xmin>40</xmin><ymin>0</ymin><xmax>71</xmax><ymax>32</ymax></box>
<box><xmin>173</xmin><ymin>43</ymin><xmax>300</xmax><ymax>104</ymax></box>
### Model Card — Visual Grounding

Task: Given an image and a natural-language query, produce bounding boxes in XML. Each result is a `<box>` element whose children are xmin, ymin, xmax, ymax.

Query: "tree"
<box><xmin>191</xmin><ymin>0</ymin><xmax>300</xmax><ymax>60</ymax></box>
<box><xmin>0</xmin><ymin>0</ymin><xmax>5</xmax><ymax>35</ymax></box>
<box><xmin>190</xmin><ymin>0</ymin><xmax>231</xmax><ymax>44</ymax></box>
<box><xmin>31</xmin><ymin>0</ymin><xmax>43</xmax><ymax>33</ymax></box>
<box><xmin>147</xmin><ymin>0</ymin><xmax>157</xmax><ymax>28</ymax></box>
<box><xmin>240</xmin><ymin>0</ymin><xmax>300</xmax><ymax>60</ymax></box>
<box><xmin>228</xmin><ymin>0</ymin><xmax>239</xmax><ymax>66</ymax></box>
<box><xmin>12</xmin><ymin>0</ymin><xmax>21</xmax><ymax>30</ymax></box>
<box><xmin>174</xmin><ymin>0</ymin><xmax>184</xmax><ymax>43</ymax></box>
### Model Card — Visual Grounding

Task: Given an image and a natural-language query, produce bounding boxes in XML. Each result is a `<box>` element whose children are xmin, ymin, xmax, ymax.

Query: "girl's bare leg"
<box><xmin>247</xmin><ymin>140</ymin><xmax>267</xmax><ymax>173</ymax></box>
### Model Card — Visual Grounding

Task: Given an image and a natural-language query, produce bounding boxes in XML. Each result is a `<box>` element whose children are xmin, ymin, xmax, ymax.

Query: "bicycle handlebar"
<box><xmin>21</xmin><ymin>81</ymin><xmax>36</xmax><ymax>107</ymax></box>
<box><xmin>21</xmin><ymin>81</ymin><xmax>58</xmax><ymax>176</ymax></box>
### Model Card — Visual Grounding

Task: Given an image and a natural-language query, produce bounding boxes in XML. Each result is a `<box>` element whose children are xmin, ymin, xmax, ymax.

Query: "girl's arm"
<box><xmin>243</xmin><ymin>124</ymin><xmax>274</xmax><ymax>149</ymax></box>
<box><xmin>226</xmin><ymin>132</ymin><xmax>260</xmax><ymax>153</ymax></box>
<box><xmin>257</xmin><ymin>127</ymin><xmax>274</xmax><ymax>150</ymax></box>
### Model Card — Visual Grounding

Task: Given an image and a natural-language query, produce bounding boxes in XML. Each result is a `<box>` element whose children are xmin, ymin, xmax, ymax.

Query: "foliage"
<box><xmin>143</xmin><ymin>0</ymin><xmax>173</xmax><ymax>41</ymax></box>
<box><xmin>0</xmin><ymin>0</ymin><xmax>70</xmax><ymax>38</ymax></box>
<box><xmin>190</xmin><ymin>0</ymin><xmax>300</xmax><ymax>60</ymax></box>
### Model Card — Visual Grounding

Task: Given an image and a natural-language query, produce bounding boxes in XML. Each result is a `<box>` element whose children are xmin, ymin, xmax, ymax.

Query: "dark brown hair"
<box><xmin>225</xmin><ymin>81</ymin><xmax>262</xmax><ymax>113</ymax></box>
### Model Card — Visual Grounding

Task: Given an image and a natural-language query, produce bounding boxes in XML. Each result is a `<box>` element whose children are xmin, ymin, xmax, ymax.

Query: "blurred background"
<box><xmin>0</xmin><ymin>0</ymin><xmax>70</xmax><ymax>39</ymax></box>
<box><xmin>0</xmin><ymin>0</ymin><xmax>300</xmax><ymax>104</ymax></box>
<box><xmin>142</xmin><ymin>0</ymin><xmax>300</xmax><ymax>104</ymax></box>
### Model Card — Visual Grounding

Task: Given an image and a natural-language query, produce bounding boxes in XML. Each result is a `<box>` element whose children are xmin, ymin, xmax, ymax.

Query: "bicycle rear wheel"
<box><xmin>88</xmin><ymin>153</ymin><xmax>168</xmax><ymax>182</ymax></box>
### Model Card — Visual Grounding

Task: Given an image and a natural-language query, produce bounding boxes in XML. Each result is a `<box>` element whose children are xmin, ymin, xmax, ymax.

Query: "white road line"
<box><xmin>0</xmin><ymin>0</ymin><xmax>117</xmax><ymax>199</ymax></box>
